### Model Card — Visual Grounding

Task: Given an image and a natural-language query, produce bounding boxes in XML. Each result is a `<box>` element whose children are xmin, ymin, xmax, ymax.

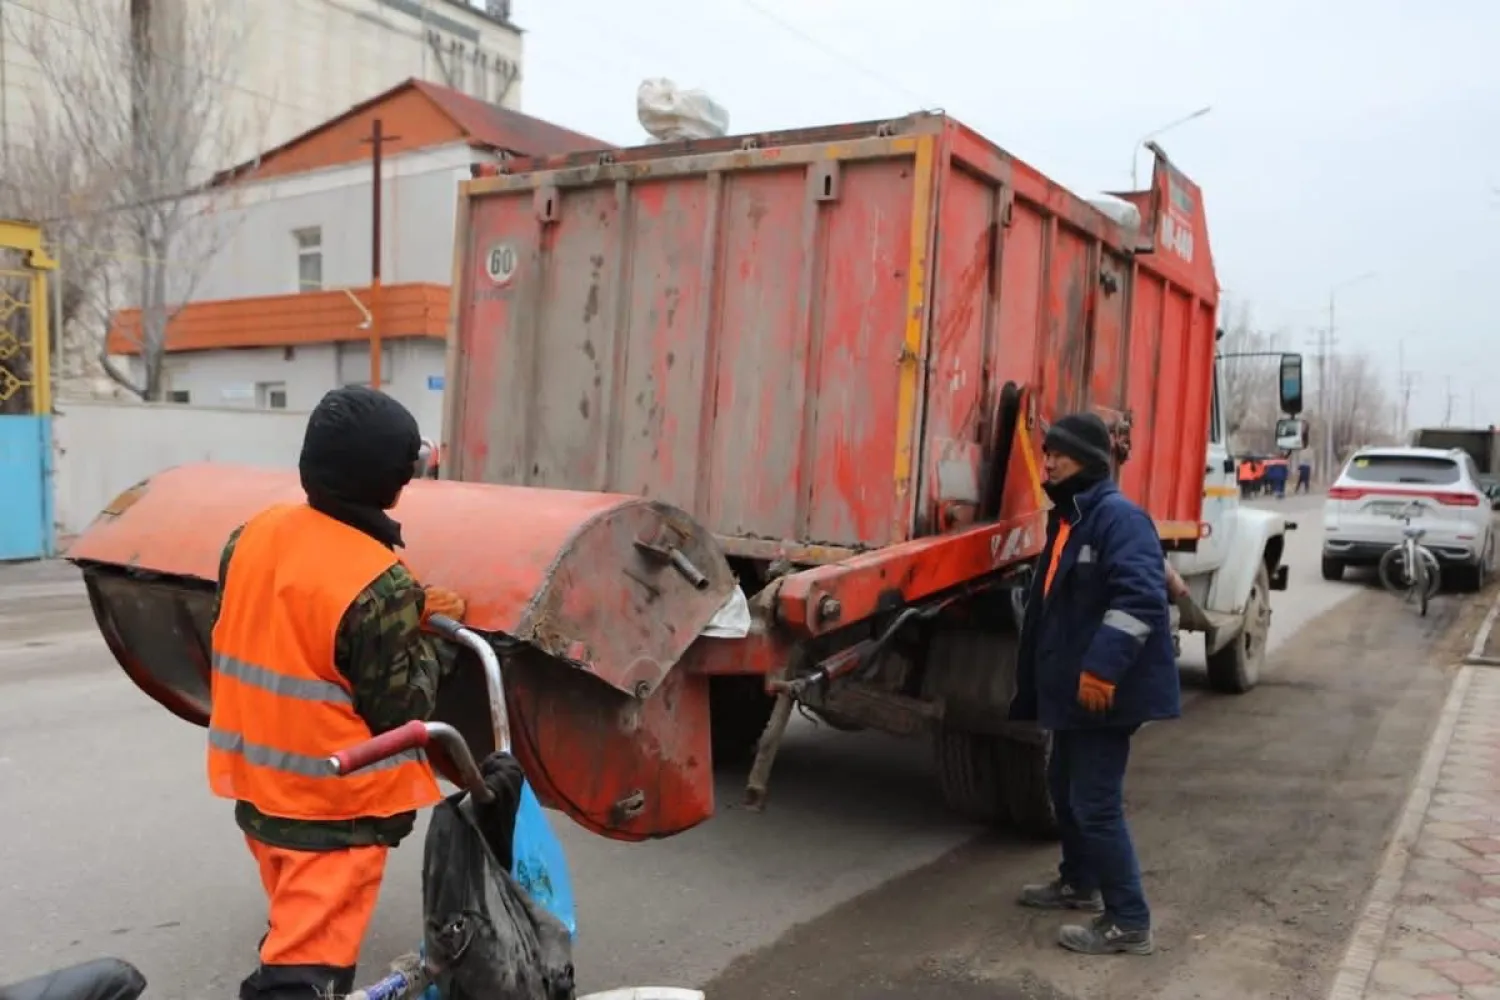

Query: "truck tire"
<box><xmin>996</xmin><ymin>735</ymin><xmax>1057</xmax><ymax>838</ymax></box>
<box><xmin>1321</xmin><ymin>557</ymin><xmax>1345</xmax><ymax>582</ymax></box>
<box><xmin>1206</xmin><ymin>562</ymin><xmax>1271</xmax><ymax>694</ymax></box>
<box><xmin>708</xmin><ymin>675</ymin><xmax>776</xmax><ymax>767</ymax></box>
<box><xmin>934</xmin><ymin>729</ymin><xmax>1058</xmax><ymax>838</ymax></box>
<box><xmin>935</xmin><ymin>728</ymin><xmax>1003</xmax><ymax>825</ymax></box>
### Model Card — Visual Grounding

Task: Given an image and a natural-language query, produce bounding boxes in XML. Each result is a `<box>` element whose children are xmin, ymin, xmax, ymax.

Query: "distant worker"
<box><xmin>205</xmin><ymin>386</ymin><xmax>511</xmax><ymax>1000</ymax></box>
<box><xmin>1237</xmin><ymin>459</ymin><xmax>1255</xmax><ymax>498</ymax></box>
<box><xmin>1264</xmin><ymin>456</ymin><xmax>1289</xmax><ymax>499</ymax></box>
<box><xmin>1011</xmin><ymin>412</ymin><xmax>1180</xmax><ymax>957</ymax></box>
<box><xmin>1296</xmin><ymin>460</ymin><xmax>1312</xmax><ymax>494</ymax></box>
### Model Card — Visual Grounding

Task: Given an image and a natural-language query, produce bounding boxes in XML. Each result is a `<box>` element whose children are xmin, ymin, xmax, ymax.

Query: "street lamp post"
<box><xmin>1131</xmin><ymin>105</ymin><xmax>1213</xmax><ymax>189</ymax></box>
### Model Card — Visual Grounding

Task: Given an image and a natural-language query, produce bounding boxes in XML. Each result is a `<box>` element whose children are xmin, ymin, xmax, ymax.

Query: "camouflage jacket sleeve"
<box><xmin>334</xmin><ymin>563</ymin><xmax>459</xmax><ymax>735</ymax></box>
<box><xmin>210</xmin><ymin>525</ymin><xmax>245</xmax><ymax>628</ymax></box>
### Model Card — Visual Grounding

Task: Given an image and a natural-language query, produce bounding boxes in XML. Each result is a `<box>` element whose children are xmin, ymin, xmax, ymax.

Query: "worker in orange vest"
<box><xmin>207</xmin><ymin>386</ymin><xmax>511</xmax><ymax>1000</ymax></box>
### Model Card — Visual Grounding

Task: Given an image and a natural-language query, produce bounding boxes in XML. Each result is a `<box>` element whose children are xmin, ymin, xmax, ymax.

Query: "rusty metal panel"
<box><xmin>919</xmin><ymin>166</ymin><xmax>995</xmax><ymax>533</ymax></box>
<box><xmin>449</xmin><ymin>139</ymin><xmax>926</xmax><ymax>550</ymax></box>
<box><xmin>798</xmin><ymin>159</ymin><xmax>915</xmax><ymax>546</ymax></box>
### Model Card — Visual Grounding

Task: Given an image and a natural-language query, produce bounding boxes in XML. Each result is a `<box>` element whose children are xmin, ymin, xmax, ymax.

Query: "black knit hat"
<box><xmin>1043</xmin><ymin>412</ymin><xmax>1113</xmax><ymax>477</ymax></box>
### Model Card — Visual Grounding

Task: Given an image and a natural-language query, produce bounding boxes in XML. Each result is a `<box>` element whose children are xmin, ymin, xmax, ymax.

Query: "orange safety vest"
<box><xmin>1043</xmin><ymin>520</ymin><xmax>1073</xmax><ymax>596</ymax></box>
<box><xmin>207</xmin><ymin>503</ymin><xmax>441</xmax><ymax>822</ymax></box>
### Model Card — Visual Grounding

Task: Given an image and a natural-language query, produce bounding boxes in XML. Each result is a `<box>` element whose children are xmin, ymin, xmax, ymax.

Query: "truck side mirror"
<box><xmin>1275</xmin><ymin>417</ymin><xmax>1309</xmax><ymax>451</ymax></box>
<box><xmin>1279</xmin><ymin>353</ymin><xmax>1304</xmax><ymax>417</ymax></box>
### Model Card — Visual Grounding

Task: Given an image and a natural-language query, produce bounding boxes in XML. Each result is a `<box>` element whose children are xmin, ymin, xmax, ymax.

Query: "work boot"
<box><xmin>1018</xmin><ymin>879</ymin><xmax>1104</xmax><ymax>913</ymax></box>
<box><xmin>1057</xmin><ymin>915</ymin><xmax>1154</xmax><ymax>956</ymax></box>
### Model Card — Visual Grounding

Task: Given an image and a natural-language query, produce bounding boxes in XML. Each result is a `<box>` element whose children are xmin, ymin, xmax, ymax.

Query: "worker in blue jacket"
<box><xmin>1010</xmin><ymin>412</ymin><xmax>1181</xmax><ymax>957</ymax></box>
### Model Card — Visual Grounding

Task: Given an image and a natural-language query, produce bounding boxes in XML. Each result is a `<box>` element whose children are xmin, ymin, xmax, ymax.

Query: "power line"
<box><xmin>732</xmin><ymin>0</ymin><xmax>938</xmax><ymax>111</ymax></box>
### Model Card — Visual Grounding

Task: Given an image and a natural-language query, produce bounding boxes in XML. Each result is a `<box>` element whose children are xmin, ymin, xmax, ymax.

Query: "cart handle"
<box><xmin>426</xmin><ymin>614</ymin><xmax>511</xmax><ymax>755</ymax></box>
<box><xmin>328</xmin><ymin>720</ymin><xmax>495</xmax><ymax>804</ymax></box>
<box><xmin>326</xmin><ymin>615</ymin><xmax>508</xmax><ymax>802</ymax></box>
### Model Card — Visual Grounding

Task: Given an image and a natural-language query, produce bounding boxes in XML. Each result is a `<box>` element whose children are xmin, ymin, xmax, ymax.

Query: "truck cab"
<box><xmin>1166</xmin><ymin>348</ymin><xmax>1302</xmax><ymax>693</ymax></box>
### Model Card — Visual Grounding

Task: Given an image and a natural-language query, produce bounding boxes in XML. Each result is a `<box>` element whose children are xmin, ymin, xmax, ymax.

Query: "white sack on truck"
<box><xmin>637</xmin><ymin>78</ymin><xmax>730</xmax><ymax>142</ymax></box>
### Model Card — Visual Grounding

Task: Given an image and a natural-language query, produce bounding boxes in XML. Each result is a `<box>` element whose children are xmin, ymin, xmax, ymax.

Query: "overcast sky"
<box><xmin>507</xmin><ymin>0</ymin><xmax>1498</xmax><ymax>431</ymax></box>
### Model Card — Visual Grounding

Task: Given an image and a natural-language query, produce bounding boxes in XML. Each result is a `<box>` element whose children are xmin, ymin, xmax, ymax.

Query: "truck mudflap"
<box><xmin>65</xmin><ymin>462</ymin><xmax>735</xmax><ymax>841</ymax></box>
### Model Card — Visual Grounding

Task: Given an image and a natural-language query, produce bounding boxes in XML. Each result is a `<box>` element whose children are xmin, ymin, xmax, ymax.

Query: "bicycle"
<box><xmin>0</xmin><ymin>616</ymin><xmax>702</xmax><ymax>1000</ymax></box>
<box><xmin>1377</xmin><ymin>501</ymin><xmax>1442</xmax><ymax>617</ymax></box>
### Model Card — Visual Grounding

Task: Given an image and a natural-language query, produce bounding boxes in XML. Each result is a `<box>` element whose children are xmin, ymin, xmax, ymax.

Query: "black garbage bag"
<box><xmin>421</xmin><ymin>752</ymin><xmax>576</xmax><ymax>1000</ymax></box>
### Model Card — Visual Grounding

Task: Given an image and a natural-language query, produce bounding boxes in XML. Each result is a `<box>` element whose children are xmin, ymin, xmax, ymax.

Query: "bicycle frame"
<box><xmin>1381</xmin><ymin>500</ymin><xmax>1439</xmax><ymax>612</ymax></box>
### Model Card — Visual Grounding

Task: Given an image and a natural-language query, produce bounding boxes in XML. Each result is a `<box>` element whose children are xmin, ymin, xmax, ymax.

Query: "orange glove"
<box><xmin>421</xmin><ymin>585</ymin><xmax>467</xmax><ymax>627</ymax></box>
<box><xmin>1077</xmin><ymin>672</ymin><xmax>1116</xmax><ymax>714</ymax></box>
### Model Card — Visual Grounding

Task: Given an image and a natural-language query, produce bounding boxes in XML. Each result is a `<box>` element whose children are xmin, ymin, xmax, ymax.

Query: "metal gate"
<box><xmin>0</xmin><ymin>220</ymin><xmax>57</xmax><ymax>561</ymax></box>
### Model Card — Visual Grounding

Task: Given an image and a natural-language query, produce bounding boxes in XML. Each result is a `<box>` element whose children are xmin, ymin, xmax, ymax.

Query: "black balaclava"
<box><xmin>1041</xmin><ymin>412</ymin><xmax>1113</xmax><ymax>512</ymax></box>
<box><xmin>299</xmin><ymin>385</ymin><xmax>422</xmax><ymax>549</ymax></box>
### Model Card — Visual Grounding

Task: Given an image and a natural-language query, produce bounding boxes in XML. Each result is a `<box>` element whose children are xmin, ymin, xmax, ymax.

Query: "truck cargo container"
<box><xmin>67</xmin><ymin>112</ymin><xmax>1301</xmax><ymax>841</ymax></box>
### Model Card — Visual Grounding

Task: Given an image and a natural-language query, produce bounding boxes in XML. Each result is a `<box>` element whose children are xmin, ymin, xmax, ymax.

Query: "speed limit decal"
<box><xmin>485</xmin><ymin>242</ymin><xmax>518</xmax><ymax>285</ymax></box>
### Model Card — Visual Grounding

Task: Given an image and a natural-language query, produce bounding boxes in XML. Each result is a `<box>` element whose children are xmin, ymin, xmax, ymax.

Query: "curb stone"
<box><xmin>1464</xmin><ymin>589</ymin><xmax>1500</xmax><ymax>666</ymax></box>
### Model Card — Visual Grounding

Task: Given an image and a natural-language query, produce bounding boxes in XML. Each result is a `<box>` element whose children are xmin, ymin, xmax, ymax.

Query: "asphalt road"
<box><xmin>0</xmin><ymin>493</ymin><xmax>1372</xmax><ymax>997</ymax></box>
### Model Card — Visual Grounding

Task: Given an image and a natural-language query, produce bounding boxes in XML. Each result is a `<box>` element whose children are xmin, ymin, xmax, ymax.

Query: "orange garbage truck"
<box><xmin>66</xmin><ymin>113</ymin><xmax>1302</xmax><ymax>842</ymax></box>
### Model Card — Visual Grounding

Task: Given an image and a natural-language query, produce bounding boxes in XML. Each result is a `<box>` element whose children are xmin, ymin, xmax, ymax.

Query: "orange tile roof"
<box><xmin>215</xmin><ymin>77</ymin><xmax>610</xmax><ymax>185</ymax></box>
<box><xmin>108</xmin><ymin>283</ymin><xmax>449</xmax><ymax>355</ymax></box>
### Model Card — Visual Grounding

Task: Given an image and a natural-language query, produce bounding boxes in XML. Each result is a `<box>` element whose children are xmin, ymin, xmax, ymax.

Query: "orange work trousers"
<box><xmin>246</xmin><ymin>836</ymin><xmax>389</xmax><ymax>970</ymax></box>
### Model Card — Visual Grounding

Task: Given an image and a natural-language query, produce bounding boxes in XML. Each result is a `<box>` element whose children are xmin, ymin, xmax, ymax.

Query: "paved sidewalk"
<box><xmin>1330</xmin><ymin>665</ymin><xmax>1500</xmax><ymax>999</ymax></box>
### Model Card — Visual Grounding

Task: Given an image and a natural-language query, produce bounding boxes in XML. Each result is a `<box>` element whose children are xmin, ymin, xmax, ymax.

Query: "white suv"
<box><xmin>1322</xmin><ymin>446</ymin><xmax>1497</xmax><ymax>591</ymax></box>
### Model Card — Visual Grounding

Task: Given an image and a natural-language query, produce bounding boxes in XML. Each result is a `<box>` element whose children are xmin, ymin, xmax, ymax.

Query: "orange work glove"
<box><xmin>1077</xmin><ymin>672</ymin><xmax>1116</xmax><ymax>714</ymax></box>
<box><xmin>421</xmin><ymin>585</ymin><xmax>467</xmax><ymax>627</ymax></box>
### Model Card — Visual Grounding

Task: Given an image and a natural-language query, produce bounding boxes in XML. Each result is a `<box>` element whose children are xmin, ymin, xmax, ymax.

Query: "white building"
<box><xmin>0</xmin><ymin>0</ymin><xmax>524</xmax><ymax>166</ymax></box>
<box><xmin>106</xmin><ymin>78</ymin><xmax>606</xmax><ymax>439</ymax></box>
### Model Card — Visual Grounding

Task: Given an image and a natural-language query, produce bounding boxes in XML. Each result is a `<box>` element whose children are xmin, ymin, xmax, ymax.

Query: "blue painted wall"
<box><xmin>0</xmin><ymin>415</ymin><xmax>53</xmax><ymax>561</ymax></box>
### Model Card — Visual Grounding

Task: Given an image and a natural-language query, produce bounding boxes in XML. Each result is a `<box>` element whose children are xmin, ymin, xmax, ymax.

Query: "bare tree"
<box><xmin>1217</xmin><ymin>296</ymin><xmax>1286</xmax><ymax>452</ymax></box>
<box><xmin>1325</xmin><ymin>351</ymin><xmax>1398</xmax><ymax>460</ymax></box>
<box><xmin>0</xmin><ymin>0</ymin><xmax>259</xmax><ymax>400</ymax></box>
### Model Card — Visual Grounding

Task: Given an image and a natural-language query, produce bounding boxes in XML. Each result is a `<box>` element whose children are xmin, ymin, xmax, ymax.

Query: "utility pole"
<box><xmin>359</xmin><ymin>118</ymin><xmax>399</xmax><ymax>389</ymax></box>
<box><xmin>1323</xmin><ymin>291</ymin><xmax>1338</xmax><ymax>479</ymax></box>
<box><xmin>1444</xmin><ymin>376</ymin><xmax>1456</xmax><ymax>427</ymax></box>
<box><xmin>1396</xmin><ymin>339</ymin><xmax>1418</xmax><ymax>442</ymax></box>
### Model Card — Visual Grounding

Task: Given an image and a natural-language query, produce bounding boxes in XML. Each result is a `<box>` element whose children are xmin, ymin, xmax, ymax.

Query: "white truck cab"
<box><xmin>1166</xmin><ymin>344</ymin><xmax>1304</xmax><ymax>693</ymax></box>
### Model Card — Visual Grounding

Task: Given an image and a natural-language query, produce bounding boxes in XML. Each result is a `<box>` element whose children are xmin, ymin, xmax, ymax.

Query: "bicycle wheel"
<box><xmin>1416</xmin><ymin>551</ymin><xmax>1440</xmax><ymax>599</ymax></box>
<box><xmin>1378</xmin><ymin>545</ymin><xmax>1413</xmax><ymax>598</ymax></box>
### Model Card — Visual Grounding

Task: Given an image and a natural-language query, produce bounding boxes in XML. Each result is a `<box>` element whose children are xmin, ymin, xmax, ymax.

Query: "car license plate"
<box><xmin>1370</xmin><ymin>501</ymin><xmax>1416</xmax><ymax>517</ymax></box>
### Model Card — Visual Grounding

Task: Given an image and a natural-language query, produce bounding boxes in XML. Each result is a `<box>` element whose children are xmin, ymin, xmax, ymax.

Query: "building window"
<box><xmin>257</xmin><ymin>381</ymin><xmax>288</xmax><ymax>410</ymax></box>
<box><xmin>167</xmin><ymin>389</ymin><xmax>191</xmax><ymax>404</ymax></box>
<box><xmin>294</xmin><ymin>227</ymin><xmax>322</xmax><ymax>293</ymax></box>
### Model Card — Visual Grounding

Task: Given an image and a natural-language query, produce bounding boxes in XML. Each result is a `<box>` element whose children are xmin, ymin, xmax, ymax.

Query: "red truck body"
<box><xmin>446</xmin><ymin>113</ymin><xmax>1219</xmax><ymax>554</ymax></box>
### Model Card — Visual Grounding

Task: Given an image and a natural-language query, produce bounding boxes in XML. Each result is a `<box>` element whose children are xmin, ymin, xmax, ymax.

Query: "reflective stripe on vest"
<box><xmin>207</xmin><ymin>503</ymin><xmax>441</xmax><ymax>822</ymax></box>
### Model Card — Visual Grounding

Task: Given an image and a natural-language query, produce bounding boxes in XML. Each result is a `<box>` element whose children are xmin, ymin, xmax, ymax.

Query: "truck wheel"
<box><xmin>935</xmin><ymin>729</ymin><xmax>1003</xmax><ymax>824</ymax></box>
<box><xmin>708</xmin><ymin>675</ymin><xmax>776</xmax><ymax>767</ymax></box>
<box><xmin>1206</xmin><ymin>563</ymin><xmax>1271</xmax><ymax>694</ymax></box>
<box><xmin>934</xmin><ymin>729</ymin><xmax>1059</xmax><ymax>838</ymax></box>
<box><xmin>996</xmin><ymin>735</ymin><xmax>1057</xmax><ymax>838</ymax></box>
<box><xmin>1321</xmin><ymin>557</ymin><xmax>1345</xmax><ymax>582</ymax></box>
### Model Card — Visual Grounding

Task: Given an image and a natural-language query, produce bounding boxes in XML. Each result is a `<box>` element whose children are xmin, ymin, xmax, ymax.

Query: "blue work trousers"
<box><xmin>1049</xmin><ymin>725</ymin><xmax>1150</xmax><ymax>930</ymax></box>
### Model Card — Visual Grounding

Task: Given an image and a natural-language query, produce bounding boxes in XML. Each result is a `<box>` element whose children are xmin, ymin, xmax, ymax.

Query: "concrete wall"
<box><xmin>53</xmin><ymin>399</ymin><xmax>309</xmax><ymax>540</ymax></box>
<box><xmin>154</xmin><ymin>339</ymin><xmax>449</xmax><ymax>437</ymax></box>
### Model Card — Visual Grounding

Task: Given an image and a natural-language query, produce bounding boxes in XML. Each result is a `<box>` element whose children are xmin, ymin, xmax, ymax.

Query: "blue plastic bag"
<box><xmin>510</xmin><ymin>780</ymin><xmax>577</xmax><ymax>937</ymax></box>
